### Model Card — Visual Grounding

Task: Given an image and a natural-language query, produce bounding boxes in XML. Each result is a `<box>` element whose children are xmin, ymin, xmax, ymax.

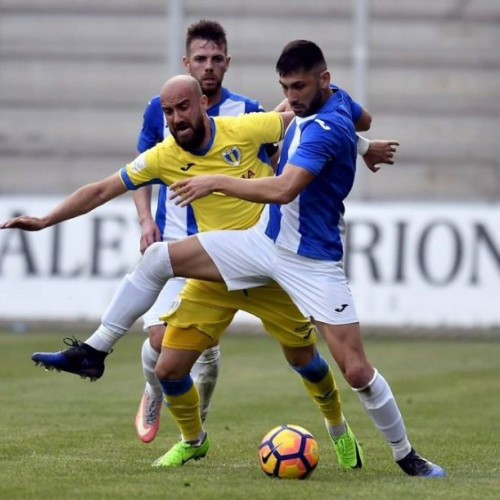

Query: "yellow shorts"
<box><xmin>160</xmin><ymin>279</ymin><xmax>316</xmax><ymax>349</ymax></box>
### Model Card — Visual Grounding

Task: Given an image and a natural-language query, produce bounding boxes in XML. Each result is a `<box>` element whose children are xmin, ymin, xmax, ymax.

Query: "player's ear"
<box><xmin>225</xmin><ymin>54</ymin><xmax>231</xmax><ymax>68</ymax></box>
<box><xmin>182</xmin><ymin>56</ymin><xmax>190</xmax><ymax>72</ymax></box>
<box><xmin>200</xmin><ymin>94</ymin><xmax>208</xmax><ymax>109</ymax></box>
<box><xmin>320</xmin><ymin>70</ymin><xmax>331</xmax><ymax>90</ymax></box>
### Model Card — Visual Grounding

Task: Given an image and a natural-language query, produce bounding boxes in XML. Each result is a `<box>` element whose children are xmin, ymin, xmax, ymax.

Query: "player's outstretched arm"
<box><xmin>0</xmin><ymin>173</ymin><xmax>127</xmax><ymax>231</ymax></box>
<box><xmin>170</xmin><ymin>164</ymin><xmax>314</xmax><ymax>207</ymax></box>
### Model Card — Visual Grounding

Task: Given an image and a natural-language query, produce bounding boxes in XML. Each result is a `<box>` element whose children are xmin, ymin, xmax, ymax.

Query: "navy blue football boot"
<box><xmin>31</xmin><ymin>337</ymin><xmax>110</xmax><ymax>381</ymax></box>
<box><xmin>397</xmin><ymin>448</ymin><xmax>446</xmax><ymax>477</ymax></box>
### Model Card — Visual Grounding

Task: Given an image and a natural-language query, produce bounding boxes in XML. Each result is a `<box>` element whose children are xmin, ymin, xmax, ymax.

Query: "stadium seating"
<box><xmin>0</xmin><ymin>0</ymin><xmax>498</xmax><ymax>200</ymax></box>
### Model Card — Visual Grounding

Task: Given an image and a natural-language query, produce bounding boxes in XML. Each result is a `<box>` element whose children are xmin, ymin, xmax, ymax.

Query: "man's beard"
<box><xmin>297</xmin><ymin>88</ymin><xmax>324</xmax><ymax>117</ymax></box>
<box><xmin>201</xmin><ymin>80</ymin><xmax>222</xmax><ymax>98</ymax></box>
<box><xmin>172</xmin><ymin>115</ymin><xmax>206</xmax><ymax>151</ymax></box>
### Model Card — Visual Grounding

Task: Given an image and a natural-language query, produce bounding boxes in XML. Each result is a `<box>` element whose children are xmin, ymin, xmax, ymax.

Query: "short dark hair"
<box><xmin>276</xmin><ymin>40</ymin><xmax>327</xmax><ymax>76</ymax></box>
<box><xmin>186</xmin><ymin>19</ymin><xmax>228</xmax><ymax>54</ymax></box>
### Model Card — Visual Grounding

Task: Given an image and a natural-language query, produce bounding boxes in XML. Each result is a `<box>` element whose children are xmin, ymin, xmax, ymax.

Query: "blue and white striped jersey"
<box><xmin>136</xmin><ymin>87</ymin><xmax>264</xmax><ymax>241</ymax></box>
<box><xmin>261</xmin><ymin>88</ymin><xmax>358</xmax><ymax>261</ymax></box>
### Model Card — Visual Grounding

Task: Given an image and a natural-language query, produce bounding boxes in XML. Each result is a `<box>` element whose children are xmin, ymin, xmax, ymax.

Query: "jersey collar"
<box><xmin>191</xmin><ymin>118</ymin><xmax>216</xmax><ymax>156</ymax></box>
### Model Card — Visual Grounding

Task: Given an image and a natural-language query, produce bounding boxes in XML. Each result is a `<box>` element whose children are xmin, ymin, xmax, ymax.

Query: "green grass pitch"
<box><xmin>0</xmin><ymin>330</ymin><xmax>498</xmax><ymax>500</ymax></box>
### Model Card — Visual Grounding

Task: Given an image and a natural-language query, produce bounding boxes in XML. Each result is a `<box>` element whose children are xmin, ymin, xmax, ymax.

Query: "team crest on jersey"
<box><xmin>222</xmin><ymin>146</ymin><xmax>242</xmax><ymax>166</ymax></box>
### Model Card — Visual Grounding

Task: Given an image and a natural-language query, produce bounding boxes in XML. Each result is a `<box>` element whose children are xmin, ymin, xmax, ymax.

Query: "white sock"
<box><xmin>354</xmin><ymin>369</ymin><xmax>412</xmax><ymax>461</ymax></box>
<box><xmin>182</xmin><ymin>429</ymin><xmax>206</xmax><ymax>446</ymax></box>
<box><xmin>191</xmin><ymin>345</ymin><xmax>220</xmax><ymax>422</ymax></box>
<box><xmin>325</xmin><ymin>416</ymin><xmax>347</xmax><ymax>438</ymax></box>
<box><xmin>141</xmin><ymin>338</ymin><xmax>162</xmax><ymax>398</ymax></box>
<box><xmin>86</xmin><ymin>324</ymin><xmax>121</xmax><ymax>353</ymax></box>
<box><xmin>85</xmin><ymin>243</ymin><xmax>173</xmax><ymax>353</ymax></box>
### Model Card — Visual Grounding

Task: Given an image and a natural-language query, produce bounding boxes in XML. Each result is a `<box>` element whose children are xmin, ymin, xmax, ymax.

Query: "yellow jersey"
<box><xmin>120</xmin><ymin>111</ymin><xmax>284</xmax><ymax>231</ymax></box>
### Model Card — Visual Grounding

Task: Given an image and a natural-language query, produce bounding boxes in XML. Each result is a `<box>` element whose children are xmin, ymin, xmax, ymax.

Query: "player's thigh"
<box><xmin>274</xmin><ymin>250</ymin><xmax>359</xmax><ymax>325</ymax></box>
<box><xmin>197</xmin><ymin>227</ymin><xmax>274</xmax><ymax>290</ymax></box>
<box><xmin>240</xmin><ymin>282</ymin><xmax>317</xmax><ymax>348</ymax></box>
<box><xmin>161</xmin><ymin>281</ymin><xmax>237</xmax><ymax>344</ymax></box>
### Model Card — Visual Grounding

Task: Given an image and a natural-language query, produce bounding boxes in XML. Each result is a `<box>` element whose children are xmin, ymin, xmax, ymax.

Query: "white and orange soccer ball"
<box><xmin>258</xmin><ymin>424</ymin><xmax>319</xmax><ymax>479</ymax></box>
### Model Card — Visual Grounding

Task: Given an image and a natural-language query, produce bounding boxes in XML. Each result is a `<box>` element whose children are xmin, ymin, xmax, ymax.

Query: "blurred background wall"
<box><xmin>1</xmin><ymin>0</ymin><xmax>499</xmax><ymax>200</ymax></box>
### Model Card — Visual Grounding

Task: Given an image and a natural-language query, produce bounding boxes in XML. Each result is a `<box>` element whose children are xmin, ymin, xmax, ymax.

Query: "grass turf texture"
<box><xmin>0</xmin><ymin>331</ymin><xmax>498</xmax><ymax>500</ymax></box>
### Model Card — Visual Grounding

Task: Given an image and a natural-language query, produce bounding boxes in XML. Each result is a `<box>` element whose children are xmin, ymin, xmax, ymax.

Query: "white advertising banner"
<box><xmin>0</xmin><ymin>196</ymin><xmax>498</xmax><ymax>327</ymax></box>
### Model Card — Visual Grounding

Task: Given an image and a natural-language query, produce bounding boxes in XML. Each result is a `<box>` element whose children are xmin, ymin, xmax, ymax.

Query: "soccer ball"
<box><xmin>258</xmin><ymin>424</ymin><xmax>319</xmax><ymax>479</ymax></box>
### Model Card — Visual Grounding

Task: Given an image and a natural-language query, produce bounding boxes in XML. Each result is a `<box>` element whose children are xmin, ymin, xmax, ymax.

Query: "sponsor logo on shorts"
<box><xmin>165</xmin><ymin>297</ymin><xmax>181</xmax><ymax>316</ymax></box>
<box><xmin>302</xmin><ymin>328</ymin><xmax>314</xmax><ymax>340</ymax></box>
<box><xmin>334</xmin><ymin>304</ymin><xmax>349</xmax><ymax>313</ymax></box>
<box><xmin>295</xmin><ymin>324</ymin><xmax>314</xmax><ymax>339</ymax></box>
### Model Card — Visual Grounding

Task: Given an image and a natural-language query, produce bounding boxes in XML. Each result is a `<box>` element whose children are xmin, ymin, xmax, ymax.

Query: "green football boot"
<box><xmin>152</xmin><ymin>434</ymin><xmax>209</xmax><ymax>467</ymax></box>
<box><xmin>330</xmin><ymin>422</ymin><xmax>364</xmax><ymax>470</ymax></box>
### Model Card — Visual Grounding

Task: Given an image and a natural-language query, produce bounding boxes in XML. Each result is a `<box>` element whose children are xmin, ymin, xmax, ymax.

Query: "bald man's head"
<box><xmin>160</xmin><ymin>75</ymin><xmax>203</xmax><ymax>101</ymax></box>
<box><xmin>160</xmin><ymin>75</ymin><xmax>209</xmax><ymax>151</ymax></box>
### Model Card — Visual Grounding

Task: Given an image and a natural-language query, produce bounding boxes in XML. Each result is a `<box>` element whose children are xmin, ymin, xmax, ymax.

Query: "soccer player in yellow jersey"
<box><xmin>133</xmin><ymin>22</ymin><xmax>286</xmax><ymax>445</ymax></box>
<box><xmin>3</xmin><ymin>74</ymin><xmax>397</xmax><ymax>469</ymax></box>
<box><xmin>124</xmin><ymin>110</ymin><xmax>280</xmax><ymax>232</ymax></box>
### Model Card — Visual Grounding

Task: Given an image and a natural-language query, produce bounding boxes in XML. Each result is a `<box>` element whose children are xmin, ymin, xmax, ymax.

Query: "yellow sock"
<box><xmin>164</xmin><ymin>383</ymin><xmax>203</xmax><ymax>442</ymax></box>
<box><xmin>302</xmin><ymin>368</ymin><xmax>343</xmax><ymax>426</ymax></box>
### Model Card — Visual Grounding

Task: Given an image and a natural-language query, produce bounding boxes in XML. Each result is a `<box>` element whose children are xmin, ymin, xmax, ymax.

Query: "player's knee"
<box><xmin>343</xmin><ymin>360</ymin><xmax>373</xmax><ymax>389</ymax></box>
<box><xmin>155</xmin><ymin>362</ymin><xmax>187</xmax><ymax>381</ymax></box>
<box><xmin>149</xmin><ymin>324</ymin><xmax>166</xmax><ymax>352</ymax></box>
<box><xmin>283</xmin><ymin>344</ymin><xmax>315</xmax><ymax>368</ymax></box>
<box><xmin>139</xmin><ymin>242</ymin><xmax>172</xmax><ymax>283</ymax></box>
<box><xmin>288</xmin><ymin>348</ymin><xmax>329</xmax><ymax>382</ymax></box>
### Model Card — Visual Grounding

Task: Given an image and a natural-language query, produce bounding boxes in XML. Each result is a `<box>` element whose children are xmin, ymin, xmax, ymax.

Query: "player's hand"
<box><xmin>363</xmin><ymin>140</ymin><xmax>399</xmax><ymax>173</ymax></box>
<box><xmin>0</xmin><ymin>215</ymin><xmax>48</xmax><ymax>231</ymax></box>
<box><xmin>139</xmin><ymin>218</ymin><xmax>162</xmax><ymax>254</ymax></box>
<box><xmin>170</xmin><ymin>175</ymin><xmax>217</xmax><ymax>206</ymax></box>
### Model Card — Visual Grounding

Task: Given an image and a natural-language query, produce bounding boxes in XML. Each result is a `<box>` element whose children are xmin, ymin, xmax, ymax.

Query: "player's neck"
<box><xmin>195</xmin><ymin>114</ymin><xmax>213</xmax><ymax>152</ymax></box>
<box><xmin>205</xmin><ymin>88</ymin><xmax>223</xmax><ymax>109</ymax></box>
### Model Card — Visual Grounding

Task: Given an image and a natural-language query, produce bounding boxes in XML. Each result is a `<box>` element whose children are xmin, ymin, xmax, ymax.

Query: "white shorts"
<box><xmin>197</xmin><ymin>227</ymin><xmax>358</xmax><ymax>325</ymax></box>
<box><xmin>142</xmin><ymin>277</ymin><xmax>187</xmax><ymax>330</ymax></box>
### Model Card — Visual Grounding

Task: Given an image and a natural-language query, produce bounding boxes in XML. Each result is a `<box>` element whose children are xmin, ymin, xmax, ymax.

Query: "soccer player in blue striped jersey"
<box><xmin>166</xmin><ymin>40</ymin><xmax>445</xmax><ymax>477</ymax></box>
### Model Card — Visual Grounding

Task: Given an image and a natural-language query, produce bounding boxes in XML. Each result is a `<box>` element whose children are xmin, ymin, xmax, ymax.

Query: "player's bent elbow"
<box><xmin>355</xmin><ymin>109</ymin><xmax>372</xmax><ymax>132</ymax></box>
<box><xmin>274</xmin><ymin>188</ymin><xmax>299</xmax><ymax>205</ymax></box>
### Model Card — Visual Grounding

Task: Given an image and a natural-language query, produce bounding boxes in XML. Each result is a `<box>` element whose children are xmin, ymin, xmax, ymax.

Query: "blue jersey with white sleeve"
<box><xmin>262</xmin><ymin>88</ymin><xmax>357</xmax><ymax>261</ymax></box>
<box><xmin>137</xmin><ymin>87</ymin><xmax>264</xmax><ymax>241</ymax></box>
